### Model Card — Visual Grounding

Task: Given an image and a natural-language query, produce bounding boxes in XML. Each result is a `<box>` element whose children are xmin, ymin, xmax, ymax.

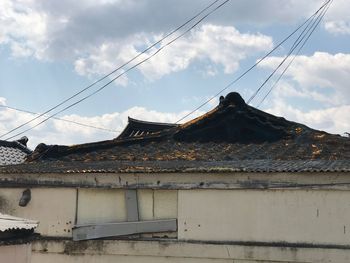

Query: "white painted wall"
<box><xmin>77</xmin><ymin>189</ymin><xmax>126</xmax><ymax>224</ymax></box>
<box><xmin>0</xmin><ymin>188</ymin><xmax>178</xmax><ymax>238</ymax></box>
<box><xmin>178</xmin><ymin>189</ymin><xmax>350</xmax><ymax>245</ymax></box>
<box><xmin>0</xmin><ymin>188</ymin><xmax>76</xmax><ymax>237</ymax></box>
<box><xmin>3</xmin><ymin>175</ymin><xmax>350</xmax><ymax>262</ymax></box>
<box><xmin>3</xmin><ymin>187</ymin><xmax>350</xmax><ymax>246</ymax></box>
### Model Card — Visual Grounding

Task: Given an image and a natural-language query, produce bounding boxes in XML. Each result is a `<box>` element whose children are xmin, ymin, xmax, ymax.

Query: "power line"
<box><xmin>246</xmin><ymin>0</ymin><xmax>331</xmax><ymax>105</ymax></box>
<box><xmin>0</xmin><ymin>105</ymin><xmax>120</xmax><ymax>133</ymax></box>
<box><xmin>256</xmin><ymin>0</ymin><xmax>332</xmax><ymax>108</ymax></box>
<box><xmin>175</xmin><ymin>0</ymin><xmax>331</xmax><ymax>124</ymax></box>
<box><xmin>4</xmin><ymin>0</ymin><xmax>230</xmax><ymax>141</ymax></box>
<box><xmin>0</xmin><ymin>0</ymin><xmax>227</xmax><ymax>140</ymax></box>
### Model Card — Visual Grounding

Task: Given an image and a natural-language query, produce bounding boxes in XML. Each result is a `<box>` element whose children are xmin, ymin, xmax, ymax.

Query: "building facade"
<box><xmin>0</xmin><ymin>92</ymin><xmax>349</xmax><ymax>262</ymax></box>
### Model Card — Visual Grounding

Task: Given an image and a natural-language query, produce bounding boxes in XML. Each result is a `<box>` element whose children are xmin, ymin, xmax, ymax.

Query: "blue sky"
<box><xmin>0</xmin><ymin>0</ymin><xmax>349</xmax><ymax>148</ymax></box>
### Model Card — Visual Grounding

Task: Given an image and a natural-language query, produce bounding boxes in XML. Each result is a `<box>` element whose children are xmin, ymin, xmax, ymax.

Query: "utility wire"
<box><xmin>0</xmin><ymin>105</ymin><xmax>120</xmax><ymax>133</ymax></box>
<box><xmin>0</xmin><ymin>0</ymin><xmax>226</xmax><ymax>139</ymax></box>
<box><xmin>256</xmin><ymin>0</ymin><xmax>332</xmax><ymax>108</ymax></box>
<box><xmin>175</xmin><ymin>0</ymin><xmax>331</xmax><ymax>124</ymax></box>
<box><xmin>247</xmin><ymin>0</ymin><xmax>331</xmax><ymax>105</ymax></box>
<box><xmin>4</xmin><ymin>0</ymin><xmax>230</xmax><ymax>141</ymax></box>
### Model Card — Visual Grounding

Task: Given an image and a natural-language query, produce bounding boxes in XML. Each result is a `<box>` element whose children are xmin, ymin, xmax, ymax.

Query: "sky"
<box><xmin>0</xmin><ymin>0</ymin><xmax>349</xmax><ymax>149</ymax></box>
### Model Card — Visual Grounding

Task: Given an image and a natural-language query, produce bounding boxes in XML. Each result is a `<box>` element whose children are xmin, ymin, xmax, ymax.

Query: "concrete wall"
<box><xmin>0</xmin><ymin>188</ymin><xmax>178</xmax><ymax>238</ymax></box>
<box><xmin>178</xmin><ymin>189</ymin><xmax>350</xmax><ymax>245</ymax></box>
<box><xmin>3</xmin><ymin>186</ymin><xmax>350</xmax><ymax>245</ymax></box>
<box><xmin>0</xmin><ymin>188</ymin><xmax>76</xmax><ymax>237</ymax></box>
<box><xmin>0</xmin><ymin>244</ymin><xmax>31</xmax><ymax>263</ymax></box>
<box><xmin>31</xmin><ymin>239</ymin><xmax>350</xmax><ymax>263</ymax></box>
<box><xmin>77</xmin><ymin>189</ymin><xmax>126</xmax><ymax>224</ymax></box>
<box><xmin>2</xmin><ymin>172</ymin><xmax>350</xmax><ymax>262</ymax></box>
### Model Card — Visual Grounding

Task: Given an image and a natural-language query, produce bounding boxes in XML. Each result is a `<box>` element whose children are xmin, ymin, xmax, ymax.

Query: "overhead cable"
<box><xmin>4</xmin><ymin>0</ymin><xmax>230</xmax><ymax>140</ymax></box>
<box><xmin>246</xmin><ymin>0</ymin><xmax>331</xmax><ymax>105</ymax></box>
<box><xmin>175</xmin><ymin>0</ymin><xmax>331</xmax><ymax>124</ymax></box>
<box><xmin>1</xmin><ymin>0</ymin><xmax>227</xmax><ymax>140</ymax></box>
<box><xmin>0</xmin><ymin>105</ymin><xmax>120</xmax><ymax>133</ymax></box>
<box><xmin>256</xmin><ymin>0</ymin><xmax>332</xmax><ymax>108</ymax></box>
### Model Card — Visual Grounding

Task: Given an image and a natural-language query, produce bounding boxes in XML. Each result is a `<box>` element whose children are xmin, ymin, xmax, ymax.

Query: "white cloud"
<box><xmin>258</xmin><ymin>52</ymin><xmax>350</xmax><ymax>106</ymax></box>
<box><xmin>1</xmin><ymin>0</ymin><xmax>330</xmax><ymax>78</ymax></box>
<box><xmin>254</xmin><ymin>50</ymin><xmax>350</xmax><ymax>136</ymax></box>
<box><xmin>0</xmin><ymin>97</ymin><xmax>204</xmax><ymax>149</ymax></box>
<box><xmin>323</xmin><ymin>0</ymin><xmax>350</xmax><ymax>35</ymax></box>
<box><xmin>2</xmin><ymin>0</ymin><xmax>349</xmax><ymax>63</ymax></box>
<box><xmin>0</xmin><ymin>0</ymin><xmax>47</xmax><ymax>58</ymax></box>
<box><xmin>266</xmin><ymin>100</ymin><xmax>350</xmax><ymax>135</ymax></box>
<box><xmin>324</xmin><ymin>21</ymin><xmax>350</xmax><ymax>35</ymax></box>
<box><xmin>75</xmin><ymin>24</ymin><xmax>272</xmax><ymax>81</ymax></box>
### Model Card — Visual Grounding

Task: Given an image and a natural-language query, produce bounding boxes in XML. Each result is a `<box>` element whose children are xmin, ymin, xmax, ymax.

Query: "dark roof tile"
<box><xmin>3</xmin><ymin>92</ymin><xmax>349</xmax><ymax>173</ymax></box>
<box><xmin>0</xmin><ymin>137</ymin><xmax>32</xmax><ymax>165</ymax></box>
<box><xmin>1</xmin><ymin>160</ymin><xmax>349</xmax><ymax>174</ymax></box>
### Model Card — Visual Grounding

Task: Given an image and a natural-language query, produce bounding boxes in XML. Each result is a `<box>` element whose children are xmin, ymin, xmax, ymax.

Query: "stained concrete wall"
<box><xmin>77</xmin><ymin>189</ymin><xmax>127</xmax><ymax>224</ymax></box>
<box><xmin>2</xmin><ymin>172</ymin><xmax>350</xmax><ymax>262</ymax></box>
<box><xmin>0</xmin><ymin>188</ymin><xmax>178</xmax><ymax>238</ymax></box>
<box><xmin>0</xmin><ymin>188</ymin><xmax>76</xmax><ymax>237</ymax></box>
<box><xmin>3</xmin><ymin>187</ymin><xmax>350</xmax><ymax>245</ymax></box>
<box><xmin>0</xmin><ymin>244</ymin><xmax>31</xmax><ymax>263</ymax></box>
<box><xmin>31</xmin><ymin>239</ymin><xmax>350</xmax><ymax>263</ymax></box>
<box><xmin>178</xmin><ymin>189</ymin><xmax>350</xmax><ymax>245</ymax></box>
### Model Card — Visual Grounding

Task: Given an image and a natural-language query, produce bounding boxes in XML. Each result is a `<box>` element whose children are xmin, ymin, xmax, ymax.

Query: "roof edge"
<box><xmin>127</xmin><ymin>117</ymin><xmax>179</xmax><ymax>127</ymax></box>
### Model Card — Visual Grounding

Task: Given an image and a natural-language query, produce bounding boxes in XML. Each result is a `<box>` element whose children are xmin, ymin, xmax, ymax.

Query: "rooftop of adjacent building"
<box><xmin>0</xmin><ymin>137</ymin><xmax>32</xmax><ymax>166</ymax></box>
<box><xmin>1</xmin><ymin>92</ymin><xmax>349</xmax><ymax>173</ymax></box>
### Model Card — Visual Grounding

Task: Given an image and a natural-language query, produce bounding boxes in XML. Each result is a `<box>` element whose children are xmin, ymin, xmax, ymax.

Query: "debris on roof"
<box><xmin>3</xmin><ymin>92</ymin><xmax>348</xmax><ymax>173</ymax></box>
<box><xmin>1</xmin><ymin>159</ymin><xmax>349</xmax><ymax>174</ymax></box>
<box><xmin>0</xmin><ymin>136</ymin><xmax>32</xmax><ymax>165</ymax></box>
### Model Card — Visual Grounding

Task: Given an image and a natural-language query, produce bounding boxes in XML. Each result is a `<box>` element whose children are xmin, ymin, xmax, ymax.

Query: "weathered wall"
<box><xmin>178</xmin><ymin>189</ymin><xmax>350</xmax><ymax>245</ymax></box>
<box><xmin>77</xmin><ymin>189</ymin><xmax>126</xmax><ymax>224</ymax></box>
<box><xmin>31</xmin><ymin>239</ymin><xmax>350</xmax><ymax>263</ymax></box>
<box><xmin>0</xmin><ymin>188</ymin><xmax>76</xmax><ymax>237</ymax></box>
<box><xmin>32</xmin><ymin>254</ymin><xmax>232</xmax><ymax>263</ymax></box>
<box><xmin>3</xmin><ymin>186</ymin><xmax>350</xmax><ymax>245</ymax></box>
<box><xmin>2</xmin><ymin>172</ymin><xmax>350</xmax><ymax>190</ymax></box>
<box><xmin>2</xmin><ymin>172</ymin><xmax>350</xmax><ymax>263</ymax></box>
<box><xmin>0</xmin><ymin>188</ymin><xmax>178</xmax><ymax>238</ymax></box>
<box><xmin>0</xmin><ymin>244</ymin><xmax>31</xmax><ymax>263</ymax></box>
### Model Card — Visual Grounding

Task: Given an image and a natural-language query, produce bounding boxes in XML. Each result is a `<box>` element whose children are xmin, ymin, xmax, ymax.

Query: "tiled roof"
<box><xmin>1</xmin><ymin>160</ymin><xmax>349</xmax><ymax>174</ymax></box>
<box><xmin>2</xmin><ymin>92</ymin><xmax>348</xmax><ymax>174</ymax></box>
<box><xmin>0</xmin><ymin>137</ymin><xmax>32</xmax><ymax>165</ymax></box>
<box><xmin>117</xmin><ymin>117</ymin><xmax>179</xmax><ymax>139</ymax></box>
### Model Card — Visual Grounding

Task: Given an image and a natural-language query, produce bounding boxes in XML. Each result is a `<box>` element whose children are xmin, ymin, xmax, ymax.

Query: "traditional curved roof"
<box><xmin>117</xmin><ymin>117</ymin><xmax>179</xmax><ymax>140</ymax></box>
<box><xmin>9</xmin><ymin>92</ymin><xmax>349</xmax><ymax>173</ymax></box>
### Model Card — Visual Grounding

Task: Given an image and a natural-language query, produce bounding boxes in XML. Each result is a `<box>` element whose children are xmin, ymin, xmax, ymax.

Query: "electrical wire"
<box><xmin>175</xmin><ymin>0</ymin><xmax>331</xmax><ymax>124</ymax></box>
<box><xmin>4</xmin><ymin>0</ymin><xmax>231</xmax><ymax>141</ymax></box>
<box><xmin>247</xmin><ymin>0</ymin><xmax>331</xmax><ymax>105</ymax></box>
<box><xmin>0</xmin><ymin>0</ymin><xmax>226</xmax><ymax>139</ymax></box>
<box><xmin>0</xmin><ymin>105</ymin><xmax>120</xmax><ymax>133</ymax></box>
<box><xmin>256</xmin><ymin>0</ymin><xmax>332</xmax><ymax>108</ymax></box>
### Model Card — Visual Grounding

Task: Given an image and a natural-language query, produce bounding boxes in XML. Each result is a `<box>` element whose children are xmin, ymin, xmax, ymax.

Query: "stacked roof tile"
<box><xmin>0</xmin><ymin>137</ymin><xmax>32</xmax><ymax>165</ymax></box>
<box><xmin>1</xmin><ymin>92</ymin><xmax>349</xmax><ymax>173</ymax></box>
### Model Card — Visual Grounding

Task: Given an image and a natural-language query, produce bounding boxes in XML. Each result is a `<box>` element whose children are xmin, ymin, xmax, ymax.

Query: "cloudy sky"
<box><xmin>0</xmin><ymin>0</ymin><xmax>349</xmax><ymax>148</ymax></box>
